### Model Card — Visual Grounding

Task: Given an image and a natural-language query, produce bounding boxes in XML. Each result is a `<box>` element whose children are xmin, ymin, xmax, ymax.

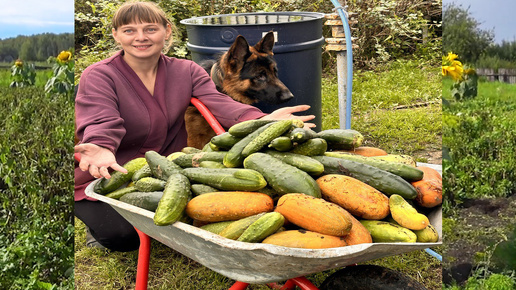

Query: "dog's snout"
<box><xmin>279</xmin><ymin>91</ymin><xmax>294</xmax><ymax>102</ymax></box>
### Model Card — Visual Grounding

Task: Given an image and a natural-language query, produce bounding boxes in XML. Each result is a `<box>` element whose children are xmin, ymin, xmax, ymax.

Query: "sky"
<box><xmin>0</xmin><ymin>0</ymin><xmax>74</xmax><ymax>39</ymax></box>
<box><xmin>444</xmin><ymin>0</ymin><xmax>516</xmax><ymax>43</ymax></box>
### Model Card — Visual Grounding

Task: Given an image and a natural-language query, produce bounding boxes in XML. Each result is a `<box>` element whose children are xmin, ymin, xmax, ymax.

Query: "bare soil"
<box><xmin>442</xmin><ymin>195</ymin><xmax>516</xmax><ymax>285</ymax></box>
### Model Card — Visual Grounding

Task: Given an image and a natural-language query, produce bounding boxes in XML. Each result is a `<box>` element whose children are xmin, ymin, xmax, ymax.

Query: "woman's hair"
<box><xmin>112</xmin><ymin>1</ymin><xmax>177</xmax><ymax>53</ymax></box>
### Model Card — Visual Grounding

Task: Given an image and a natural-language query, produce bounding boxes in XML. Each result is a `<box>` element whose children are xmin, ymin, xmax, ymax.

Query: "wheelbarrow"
<box><xmin>80</xmin><ymin>98</ymin><xmax>442</xmax><ymax>290</ymax></box>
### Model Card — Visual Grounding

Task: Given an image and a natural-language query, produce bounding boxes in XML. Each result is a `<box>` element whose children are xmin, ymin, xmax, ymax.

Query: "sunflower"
<box><xmin>57</xmin><ymin>51</ymin><xmax>72</xmax><ymax>62</ymax></box>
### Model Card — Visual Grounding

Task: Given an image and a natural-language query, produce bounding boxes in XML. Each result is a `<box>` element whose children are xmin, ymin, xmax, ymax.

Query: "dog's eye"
<box><xmin>255</xmin><ymin>74</ymin><xmax>267</xmax><ymax>82</ymax></box>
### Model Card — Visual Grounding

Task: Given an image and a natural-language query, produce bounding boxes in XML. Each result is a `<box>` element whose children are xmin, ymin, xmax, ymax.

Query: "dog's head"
<box><xmin>219</xmin><ymin>32</ymin><xmax>294</xmax><ymax>105</ymax></box>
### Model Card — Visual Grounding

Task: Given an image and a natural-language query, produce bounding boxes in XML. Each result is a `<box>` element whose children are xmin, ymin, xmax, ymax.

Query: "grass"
<box><xmin>322</xmin><ymin>60</ymin><xmax>442</xmax><ymax>159</ymax></box>
<box><xmin>75</xmin><ymin>59</ymin><xmax>442</xmax><ymax>289</ymax></box>
<box><xmin>0</xmin><ymin>68</ymin><xmax>53</xmax><ymax>87</ymax></box>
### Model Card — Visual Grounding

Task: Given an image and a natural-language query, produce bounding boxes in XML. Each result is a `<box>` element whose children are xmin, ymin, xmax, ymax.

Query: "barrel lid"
<box><xmin>180</xmin><ymin>12</ymin><xmax>325</xmax><ymax>26</ymax></box>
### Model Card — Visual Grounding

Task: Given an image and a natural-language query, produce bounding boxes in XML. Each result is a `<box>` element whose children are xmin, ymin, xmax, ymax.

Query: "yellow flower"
<box><xmin>446</xmin><ymin>52</ymin><xmax>459</xmax><ymax>62</ymax></box>
<box><xmin>57</xmin><ymin>51</ymin><xmax>72</xmax><ymax>62</ymax></box>
<box><xmin>15</xmin><ymin>59</ymin><xmax>23</xmax><ymax>67</ymax></box>
<box><xmin>442</xmin><ymin>65</ymin><xmax>463</xmax><ymax>81</ymax></box>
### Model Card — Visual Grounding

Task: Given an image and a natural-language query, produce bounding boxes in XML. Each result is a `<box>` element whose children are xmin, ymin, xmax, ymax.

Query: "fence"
<box><xmin>476</xmin><ymin>68</ymin><xmax>516</xmax><ymax>84</ymax></box>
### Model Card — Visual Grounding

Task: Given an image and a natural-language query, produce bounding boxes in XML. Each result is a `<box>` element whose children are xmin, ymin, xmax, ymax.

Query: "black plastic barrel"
<box><xmin>180</xmin><ymin>12</ymin><xmax>325</xmax><ymax>130</ymax></box>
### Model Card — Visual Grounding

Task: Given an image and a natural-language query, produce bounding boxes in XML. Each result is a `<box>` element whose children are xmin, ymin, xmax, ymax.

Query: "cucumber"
<box><xmin>312</xmin><ymin>155</ymin><xmax>418</xmax><ymax>199</ymax></box>
<box><xmin>173</xmin><ymin>151</ymin><xmax>227</xmax><ymax>168</ymax></box>
<box><xmin>190</xmin><ymin>184</ymin><xmax>219</xmax><ymax>196</ymax></box>
<box><xmin>154</xmin><ymin>173</ymin><xmax>191</xmax><ymax>226</ymax></box>
<box><xmin>224</xmin><ymin>123</ymin><xmax>274</xmax><ymax>168</ymax></box>
<box><xmin>120</xmin><ymin>191</ymin><xmax>164</xmax><ymax>212</ymax></box>
<box><xmin>241</xmin><ymin>120</ymin><xmax>292</xmax><ymax>157</ymax></box>
<box><xmin>264</xmin><ymin>150</ymin><xmax>324</xmax><ymax>176</ymax></box>
<box><xmin>290</xmin><ymin>138</ymin><xmax>327</xmax><ymax>156</ymax></box>
<box><xmin>145</xmin><ymin>151</ymin><xmax>184</xmax><ymax>180</ymax></box>
<box><xmin>198</xmin><ymin>161</ymin><xmax>226</xmax><ymax>169</ymax></box>
<box><xmin>268</xmin><ymin>136</ymin><xmax>293</xmax><ymax>151</ymax></box>
<box><xmin>134</xmin><ymin>177</ymin><xmax>167</xmax><ymax>192</ymax></box>
<box><xmin>201</xmin><ymin>142</ymin><xmax>215</xmax><ymax>152</ymax></box>
<box><xmin>243</xmin><ymin>153</ymin><xmax>321</xmax><ymax>198</ymax></box>
<box><xmin>181</xmin><ymin>147</ymin><xmax>201</xmax><ymax>154</ymax></box>
<box><xmin>182</xmin><ymin>167</ymin><xmax>267</xmax><ymax>191</ymax></box>
<box><xmin>94</xmin><ymin>157</ymin><xmax>147</xmax><ymax>195</ymax></box>
<box><xmin>228</xmin><ymin>119</ymin><xmax>275</xmax><ymax>137</ymax></box>
<box><xmin>237</xmin><ymin>212</ymin><xmax>285</xmax><ymax>243</ymax></box>
<box><xmin>132</xmin><ymin>163</ymin><xmax>152</xmax><ymax>182</ymax></box>
<box><xmin>317</xmin><ymin>129</ymin><xmax>364</xmax><ymax>150</ymax></box>
<box><xmin>324</xmin><ymin>152</ymin><xmax>423</xmax><ymax>181</ymax></box>
<box><xmin>288</xmin><ymin>127</ymin><xmax>317</xmax><ymax>143</ymax></box>
<box><xmin>219</xmin><ymin>213</ymin><xmax>267</xmax><ymax>240</ymax></box>
<box><xmin>166</xmin><ymin>152</ymin><xmax>186</xmax><ymax>161</ymax></box>
<box><xmin>210</xmin><ymin>132</ymin><xmax>242</xmax><ymax>150</ymax></box>
<box><xmin>200</xmin><ymin>221</ymin><xmax>235</xmax><ymax>234</ymax></box>
<box><xmin>105</xmin><ymin>186</ymin><xmax>138</xmax><ymax>200</ymax></box>
<box><xmin>360</xmin><ymin>220</ymin><xmax>417</xmax><ymax>243</ymax></box>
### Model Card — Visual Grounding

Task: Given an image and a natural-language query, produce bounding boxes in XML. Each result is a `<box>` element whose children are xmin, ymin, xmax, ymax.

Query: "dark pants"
<box><xmin>75</xmin><ymin>200</ymin><xmax>140</xmax><ymax>252</ymax></box>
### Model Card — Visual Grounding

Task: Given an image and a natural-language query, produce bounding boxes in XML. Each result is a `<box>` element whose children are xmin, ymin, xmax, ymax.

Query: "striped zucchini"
<box><xmin>324</xmin><ymin>152</ymin><xmax>423</xmax><ymax>181</ymax></box>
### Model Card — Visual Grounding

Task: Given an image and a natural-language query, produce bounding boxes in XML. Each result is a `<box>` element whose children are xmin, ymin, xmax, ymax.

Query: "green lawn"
<box><xmin>75</xmin><ymin>60</ymin><xmax>442</xmax><ymax>290</ymax></box>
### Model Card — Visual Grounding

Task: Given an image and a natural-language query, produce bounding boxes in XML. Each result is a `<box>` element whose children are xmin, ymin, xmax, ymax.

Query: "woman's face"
<box><xmin>112</xmin><ymin>21</ymin><xmax>171</xmax><ymax>61</ymax></box>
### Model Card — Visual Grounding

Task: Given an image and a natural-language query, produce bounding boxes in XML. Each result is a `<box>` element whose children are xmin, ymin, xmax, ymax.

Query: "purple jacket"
<box><xmin>75</xmin><ymin>51</ymin><xmax>266</xmax><ymax>200</ymax></box>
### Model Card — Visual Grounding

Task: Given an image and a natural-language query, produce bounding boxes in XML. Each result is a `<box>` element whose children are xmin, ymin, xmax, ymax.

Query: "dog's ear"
<box><xmin>254</xmin><ymin>31</ymin><xmax>275</xmax><ymax>54</ymax></box>
<box><xmin>227</xmin><ymin>35</ymin><xmax>251</xmax><ymax>68</ymax></box>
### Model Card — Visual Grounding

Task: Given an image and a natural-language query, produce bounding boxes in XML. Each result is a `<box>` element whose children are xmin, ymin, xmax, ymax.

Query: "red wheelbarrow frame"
<box><xmin>76</xmin><ymin>98</ymin><xmax>320</xmax><ymax>290</ymax></box>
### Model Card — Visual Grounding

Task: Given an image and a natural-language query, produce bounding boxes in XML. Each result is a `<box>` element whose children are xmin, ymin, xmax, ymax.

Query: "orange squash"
<box><xmin>274</xmin><ymin>193</ymin><xmax>352</xmax><ymax>236</ymax></box>
<box><xmin>411</xmin><ymin>166</ymin><xmax>442</xmax><ymax>208</ymax></box>
<box><xmin>336</xmin><ymin>146</ymin><xmax>388</xmax><ymax>157</ymax></box>
<box><xmin>342</xmin><ymin>210</ymin><xmax>373</xmax><ymax>246</ymax></box>
<box><xmin>316</xmin><ymin>174</ymin><xmax>390</xmax><ymax>220</ymax></box>
<box><xmin>262</xmin><ymin>230</ymin><xmax>347</xmax><ymax>249</ymax></box>
<box><xmin>185</xmin><ymin>191</ymin><xmax>274</xmax><ymax>222</ymax></box>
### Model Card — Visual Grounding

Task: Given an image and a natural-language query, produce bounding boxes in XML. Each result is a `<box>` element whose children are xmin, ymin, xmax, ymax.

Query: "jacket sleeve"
<box><xmin>75</xmin><ymin>66</ymin><xmax>126</xmax><ymax>153</ymax></box>
<box><xmin>189</xmin><ymin>62</ymin><xmax>266</xmax><ymax>128</ymax></box>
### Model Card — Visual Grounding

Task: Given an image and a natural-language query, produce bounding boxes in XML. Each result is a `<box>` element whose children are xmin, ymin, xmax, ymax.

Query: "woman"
<box><xmin>75</xmin><ymin>1</ymin><xmax>314</xmax><ymax>251</ymax></box>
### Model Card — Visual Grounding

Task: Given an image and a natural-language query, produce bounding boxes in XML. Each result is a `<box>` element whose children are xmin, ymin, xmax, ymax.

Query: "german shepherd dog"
<box><xmin>185</xmin><ymin>31</ymin><xmax>294</xmax><ymax>149</ymax></box>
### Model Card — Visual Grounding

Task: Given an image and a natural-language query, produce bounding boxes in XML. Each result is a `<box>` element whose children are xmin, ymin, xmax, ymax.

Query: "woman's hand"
<box><xmin>261</xmin><ymin>105</ymin><xmax>316</xmax><ymax>129</ymax></box>
<box><xmin>74</xmin><ymin>143</ymin><xmax>127</xmax><ymax>179</ymax></box>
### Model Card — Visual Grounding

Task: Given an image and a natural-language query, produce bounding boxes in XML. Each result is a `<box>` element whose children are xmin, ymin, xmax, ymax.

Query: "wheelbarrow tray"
<box><xmin>84</xmin><ymin>163</ymin><xmax>442</xmax><ymax>284</ymax></box>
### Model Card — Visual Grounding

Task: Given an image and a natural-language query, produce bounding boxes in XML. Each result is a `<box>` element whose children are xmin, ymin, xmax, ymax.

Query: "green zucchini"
<box><xmin>173</xmin><ymin>151</ymin><xmax>227</xmax><ymax>168</ymax></box>
<box><xmin>237</xmin><ymin>212</ymin><xmax>285</xmax><ymax>243</ymax></box>
<box><xmin>219</xmin><ymin>213</ymin><xmax>267</xmax><ymax>240</ymax></box>
<box><xmin>154</xmin><ymin>173</ymin><xmax>192</xmax><ymax>226</ymax></box>
<box><xmin>324</xmin><ymin>152</ymin><xmax>423</xmax><ymax>181</ymax></box>
<box><xmin>182</xmin><ymin>167</ymin><xmax>267</xmax><ymax>191</ymax></box>
<box><xmin>190</xmin><ymin>184</ymin><xmax>219</xmax><ymax>196</ymax></box>
<box><xmin>145</xmin><ymin>150</ymin><xmax>184</xmax><ymax>180</ymax></box>
<box><xmin>290</xmin><ymin>138</ymin><xmax>328</xmax><ymax>156</ymax></box>
<box><xmin>241</xmin><ymin>120</ymin><xmax>292</xmax><ymax>157</ymax></box>
<box><xmin>119</xmin><ymin>191</ymin><xmax>164</xmax><ymax>212</ymax></box>
<box><xmin>228</xmin><ymin>119</ymin><xmax>275</xmax><ymax>137</ymax></box>
<box><xmin>223</xmin><ymin>123</ymin><xmax>274</xmax><ymax>168</ymax></box>
<box><xmin>94</xmin><ymin>157</ymin><xmax>147</xmax><ymax>195</ymax></box>
<box><xmin>264</xmin><ymin>150</ymin><xmax>324</xmax><ymax>176</ymax></box>
<box><xmin>243</xmin><ymin>153</ymin><xmax>321</xmax><ymax>198</ymax></box>
<box><xmin>312</xmin><ymin>155</ymin><xmax>418</xmax><ymax>199</ymax></box>
<box><xmin>268</xmin><ymin>136</ymin><xmax>293</xmax><ymax>151</ymax></box>
<box><xmin>288</xmin><ymin>127</ymin><xmax>317</xmax><ymax>143</ymax></box>
<box><xmin>210</xmin><ymin>132</ymin><xmax>242</xmax><ymax>149</ymax></box>
<box><xmin>134</xmin><ymin>177</ymin><xmax>167</xmax><ymax>192</ymax></box>
<box><xmin>105</xmin><ymin>186</ymin><xmax>138</xmax><ymax>200</ymax></box>
<box><xmin>316</xmin><ymin>129</ymin><xmax>364</xmax><ymax>150</ymax></box>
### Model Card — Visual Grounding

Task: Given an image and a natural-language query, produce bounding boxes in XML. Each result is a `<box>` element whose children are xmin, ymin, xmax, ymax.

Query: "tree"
<box><xmin>443</xmin><ymin>3</ymin><xmax>494</xmax><ymax>63</ymax></box>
